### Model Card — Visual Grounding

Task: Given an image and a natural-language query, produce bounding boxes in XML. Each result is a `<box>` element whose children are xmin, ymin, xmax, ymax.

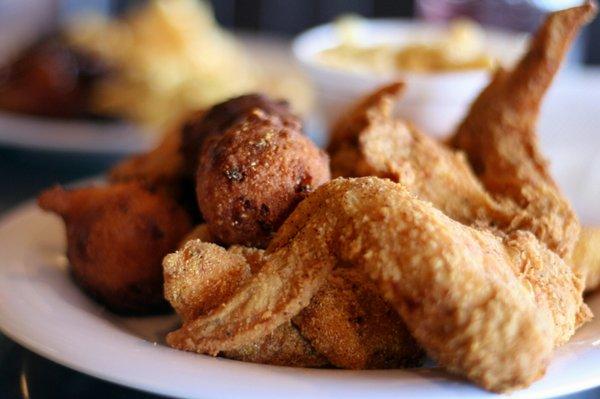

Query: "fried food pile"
<box><xmin>38</xmin><ymin>1</ymin><xmax>600</xmax><ymax>394</ymax></box>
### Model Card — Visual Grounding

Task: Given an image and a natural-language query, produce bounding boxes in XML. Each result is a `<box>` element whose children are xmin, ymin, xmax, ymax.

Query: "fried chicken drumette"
<box><xmin>450</xmin><ymin>1</ymin><xmax>597</xmax><ymax>258</ymax></box>
<box><xmin>196</xmin><ymin>109</ymin><xmax>330</xmax><ymax>248</ymax></box>
<box><xmin>38</xmin><ymin>183</ymin><xmax>192</xmax><ymax>313</ymax></box>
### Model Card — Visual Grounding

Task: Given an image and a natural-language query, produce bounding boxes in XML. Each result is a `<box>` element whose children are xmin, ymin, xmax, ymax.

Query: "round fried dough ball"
<box><xmin>180</xmin><ymin>94</ymin><xmax>301</xmax><ymax>175</ymax></box>
<box><xmin>38</xmin><ymin>183</ymin><xmax>192</xmax><ymax>314</ymax></box>
<box><xmin>196</xmin><ymin>109</ymin><xmax>330</xmax><ymax>248</ymax></box>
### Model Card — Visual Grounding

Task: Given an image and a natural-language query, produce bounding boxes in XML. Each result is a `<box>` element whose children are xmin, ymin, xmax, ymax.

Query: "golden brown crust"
<box><xmin>196</xmin><ymin>109</ymin><xmax>330</xmax><ymax>248</ymax></box>
<box><xmin>450</xmin><ymin>2</ymin><xmax>597</xmax><ymax>258</ymax></box>
<box><xmin>293</xmin><ymin>267</ymin><xmax>424</xmax><ymax>369</ymax></box>
<box><xmin>38</xmin><ymin>183</ymin><xmax>192</xmax><ymax>314</ymax></box>
<box><xmin>328</xmin><ymin>82</ymin><xmax>515</xmax><ymax>226</ymax></box>
<box><xmin>180</xmin><ymin>94</ymin><xmax>301</xmax><ymax>175</ymax></box>
<box><xmin>164</xmin><ymin>241</ymin><xmax>252</xmax><ymax>321</ymax></box>
<box><xmin>222</xmin><ymin>322</ymin><xmax>329</xmax><ymax>367</ymax></box>
<box><xmin>167</xmin><ymin>177</ymin><xmax>587</xmax><ymax>391</ymax></box>
<box><xmin>164</xmin><ymin>239</ymin><xmax>327</xmax><ymax>366</ymax></box>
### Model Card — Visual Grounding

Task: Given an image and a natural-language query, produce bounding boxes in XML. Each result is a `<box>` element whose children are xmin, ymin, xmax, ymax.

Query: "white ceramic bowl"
<box><xmin>292</xmin><ymin>19</ymin><xmax>528</xmax><ymax>139</ymax></box>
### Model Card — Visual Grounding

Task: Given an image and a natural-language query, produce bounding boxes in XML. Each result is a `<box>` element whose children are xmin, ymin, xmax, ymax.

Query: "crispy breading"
<box><xmin>450</xmin><ymin>2</ymin><xmax>597</xmax><ymax>258</ymax></box>
<box><xmin>293</xmin><ymin>267</ymin><xmax>423</xmax><ymax>369</ymax></box>
<box><xmin>164</xmin><ymin>239</ymin><xmax>328</xmax><ymax>367</ymax></box>
<box><xmin>196</xmin><ymin>109</ymin><xmax>330</xmax><ymax>248</ymax></box>
<box><xmin>328</xmin><ymin>82</ymin><xmax>515</xmax><ymax>226</ymax></box>
<box><xmin>166</xmin><ymin>177</ymin><xmax>588</xmax><ymax>391</ymax></box>
<box><xmin>180</xmin><ymin>94</ymin><xmax>301</xmax><ymax>175</ymax></box>
<box><xmin>164</xmin><ymin>241</ymin><xmax>252</xmax><ymax>321</ymax></box>
<box><xmin>572</xmin><ymin>227</ymin><xmax>600</xmax><ymax>293</ymax></box>
<box><xmin>38</xmin><ymin>183</ymin><xmax>192</xmax><ymax>314</ymax></box>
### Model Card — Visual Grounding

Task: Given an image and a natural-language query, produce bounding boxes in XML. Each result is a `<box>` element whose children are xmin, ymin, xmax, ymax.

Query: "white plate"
<box><xmin>0</xmin><ymin>111</ymin><xmax>155</xmax><ymax>154</ymax></box>
<box><xmin>0</xmin><ymin>149</ymin><xmax>600</xmax><ymax>399</ymax></box>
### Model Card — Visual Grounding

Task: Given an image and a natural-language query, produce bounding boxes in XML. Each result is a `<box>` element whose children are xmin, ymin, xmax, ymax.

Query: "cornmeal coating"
<box><xmin>450</xmin><ymin>2</ymin><xmax>597</xmax><ymax>258</ymax></box>
<box><xmin>180</xmin><ymin>94</ymin><xmax>301</xmax><ymax>174</ymax></box>
<box><xmin>38</xmin><ymin>183</ymin><xmax>192</xmax><ymax>313</ymax></box>
<box><xmin>293</xmin><ymin>267</ymin><xmax>424</xmax><ymax>369</ymax></box>
<box><xmin>196</xmin><ymin>109</ymin><xmax>330</xmax><ymax>247</ymax></box>
<box><xmin>166</xmin><ymin>177</ymin><xmax>588</xmax><ymax>392</ymax></box>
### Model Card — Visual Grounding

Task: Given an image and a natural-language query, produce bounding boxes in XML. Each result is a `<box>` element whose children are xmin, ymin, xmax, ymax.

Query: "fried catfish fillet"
<box><xmin>450</xmin><ymin>2</ymin><xmax>597</xmax><ymax>258</ymax></box>
<box><xmin>572</xmin><ymin>227</ymin><xmax>600</xmax><ymax>293</ymax></box>
<box><xmin>38</xmin><ymin>183</ymin><xmax>192</xmax><ymax>313</ymax></box>
<box><xmin>166</xmin><ymin>177</ymin><xmax>588</xmax><ymax>392</ymax></box>
<box><xmin>293</xmin><ymin>267</ymin><xmax>424</xmax><ymax>369</ymax></box>
<box><xmin>163</xmin><ymin>239</ymin><xmax>328</xmax><ymax>367</ymax></box>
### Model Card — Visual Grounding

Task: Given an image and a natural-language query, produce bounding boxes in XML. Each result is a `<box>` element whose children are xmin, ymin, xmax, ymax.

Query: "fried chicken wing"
<box><xmin>164</xmin><ymin>241</ymin><xmax>252</xmax><ymax>321</ymax></box>
<box><xmin>196</xmin><ymin>109</ymin><xmax>330</xmax><ymax>248</ymax></box>
<box><xmin>109</xmin><ymin>124</ymin><xmax>190</xmax><ymax>200</ymax></box>
<box><xmin>38</xmin><ymin>183</ymin><xmax>192</xmax><ymax>313</ymax></box>
<box><xmin>450</xmin><ymin>2</ymin><xmax>597</xmax><ymax>258</ymax></box>
<box><xmin>170</xmin><ymin>225</ymin><xmax>422</xmax><ymax>368</ymax></box>
<box><xmin>222</xmin><ymin>321</ymin><xmax>328</xmax><ymax>367</ymax></box>
<box><xmin>164</xmin><ymin>239</ymin><xmax>328</xmax><ymax>367</ymax></box>
<box><xmin>0</xmin><ymin>36</ymin><xmax>109</xmax><ymax>118</ymax></box>
<box><xmin>166</xmin><ymin>177</ymin><xmax>588</xmax><ymax>391</ymax></box>
<box><xmin>328</xmin><ymin>82</ymin><xmax>514</xmax><ymax>226</ymax></box>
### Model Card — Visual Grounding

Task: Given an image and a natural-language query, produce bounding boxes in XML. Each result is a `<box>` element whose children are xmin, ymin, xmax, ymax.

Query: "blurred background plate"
<box><xmin>0</xmin><ymin>33</ymin><xmax>308</xmax><ymax>155</ymax></box>
<box><xmin>0</xmin><ymin>148</ymin><xmax>599</xmax><ymax>399</ymax></box>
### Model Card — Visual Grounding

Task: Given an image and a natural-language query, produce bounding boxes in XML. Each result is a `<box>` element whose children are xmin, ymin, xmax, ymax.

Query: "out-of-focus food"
<box><xmin>317</xmin><ymin>17</ymin><xmax>495</xmax><ymax>74</ymax></box>
<box><xmin>0</xmin><ymin>37</ymin><xmax>109</xmax><ymax>118</ymax></box>
<box><xmin>67</xmin><ymin>0</ymin><xmax>311</xmax><ymax>131</ymax></box>
<box><xmin>293</xmin><ymin>267</ymin><xmax>423</xmax><ymax>369</ymax></box>
<box><xmin>38</xmin><ymin>183</ymin><xmax>192</xmax><ymax>313</ymax></box>
<box><xmin>449</xmin><ymin>2</ymin><xmax>596</xmax><ymax>259</ymax></box>
<box><xmin>196</xmin><ymin>108</ymin><xmax>330</xmax><ymax>248</ymax></box>
<box><xmin>166</xmin><ymin>177</ymin><xmax>588</xmax><ymax>392</ymax></box>
<box><xmin>109</xmin><ymin>122</ymin><xmax>187</xmax><ymax>196</ymax></box>
<box><xmin>67</xmin><ymin>0</ymin><xmax>257</xmax><ymax>130</ymax></box>
<box><xmin>572</xmin><ymin>227</ymin><xmax>600</xmax><ymax>292</ymax></box>
<box><xmin>180</xmin><ymin>94</ymin><xmax>301</xmax><ymax>176</ymax></box>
